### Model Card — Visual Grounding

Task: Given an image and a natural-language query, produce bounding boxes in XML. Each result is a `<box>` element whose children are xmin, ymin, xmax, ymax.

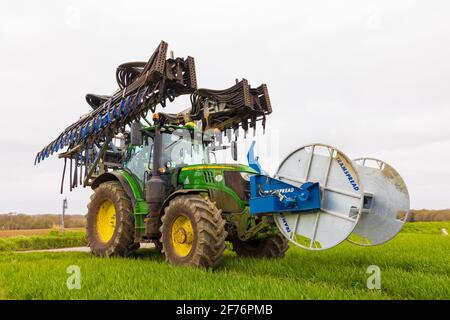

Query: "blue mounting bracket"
<box><xmin>247</xmin><ymin>142</ymin><xmax>321</xmax><ymax>216</ymax></box>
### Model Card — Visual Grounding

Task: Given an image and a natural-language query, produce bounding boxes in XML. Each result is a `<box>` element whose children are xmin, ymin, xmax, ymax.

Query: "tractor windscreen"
<box><xmin>125</xmin><ymin>128</ymin><xmax>208</xmax><ymax>181</ymax></box>
<box><xmin>160</xmin><ymin>128</ymin><xmax>207</xmax><ymax>169</ymax></box>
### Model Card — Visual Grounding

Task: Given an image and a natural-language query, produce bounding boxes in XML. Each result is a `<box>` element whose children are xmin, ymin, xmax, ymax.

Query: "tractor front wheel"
<box><xmin>160</xmin><ymin>195</ymin><xmax>227</xmax><ymax>268</ymax></box>
<box><xmin>231</xmin><ymin>234</ymin><xmax>289</xmax><ymax>259</ymax></box>
<box><xmin>86</xmin><ymin>181</ymin><xmax>139</xmax><ymax>257</ymax></box>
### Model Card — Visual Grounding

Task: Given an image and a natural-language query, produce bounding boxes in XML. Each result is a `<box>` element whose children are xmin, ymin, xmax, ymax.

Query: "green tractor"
<box><xmin>36</xmin><ymin>41</ymin><xmax>410</xmax><ymax>269</ymax></box>
<box><xmin>86</xmin><ymin>119</ymin><xmax>287</xmax><ymax>268</ymax></box>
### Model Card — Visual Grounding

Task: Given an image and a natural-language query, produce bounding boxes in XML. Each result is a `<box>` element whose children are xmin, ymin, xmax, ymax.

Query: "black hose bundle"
<box><xmin>36</xmin><ymin>41</ymin><xmax>197</xmax><ymax>166</ymax></box>
<box><xmin>160</xmin><ymin>79</ymin><xmax>272</xmax><ymax>134</ymax></box>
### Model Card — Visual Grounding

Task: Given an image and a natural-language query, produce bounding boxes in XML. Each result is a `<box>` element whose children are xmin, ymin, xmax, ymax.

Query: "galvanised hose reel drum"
<box><xmin>348</xmin><ymin>158</ymin><xmax>410</xmax><ymax>246</ymax></box>
<box><xmin>265</xmin><ymin>143</ymin><xmax>409</xmax><ymax>250</ymax></box>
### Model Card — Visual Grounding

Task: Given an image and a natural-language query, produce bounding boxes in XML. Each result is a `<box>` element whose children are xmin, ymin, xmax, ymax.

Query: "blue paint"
<box><xmin>247</xmin><ymin>141</ymin><xmax>262</xmax><ymax>174</ymax></box>
<box><xmin>249</xmin><ymin>174</ymin><xmax>321</xmax><ymax>215</ymax></box>
<box><xmin>247</xmin><ymin>142</ymin><xmax>321</xmax><ymax>215</ymax></box>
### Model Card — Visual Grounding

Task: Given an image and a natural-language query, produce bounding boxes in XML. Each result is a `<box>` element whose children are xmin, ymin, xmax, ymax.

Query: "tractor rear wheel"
<box><xmin>86</xmin><ymin>181</ymin><xmax>139</xmax><ymax>257</ymax></box>
<box><xmin>160</xmin><ymin>195</ymin><xmax>227</xmax><ymax>268</ymax></box>
<box><xmin>231</xmin><ymin>234</ymin><xmax>289</xmax><ymax>259</ymax></box>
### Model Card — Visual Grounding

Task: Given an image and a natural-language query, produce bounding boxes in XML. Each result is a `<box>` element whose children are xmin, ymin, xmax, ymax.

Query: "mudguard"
<box><xmin>159</xmin><ymin>188</ymin><xmax>209</xmax><ymax>215</ymax></box>
<box><xmin>91</xmin><ymin>171</ymin><xmax>143</xmax><ymax>207</ymax></box>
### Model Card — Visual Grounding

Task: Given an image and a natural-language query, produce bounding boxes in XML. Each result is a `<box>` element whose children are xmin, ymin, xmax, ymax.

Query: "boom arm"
<box><xmin>35</xmin><ymin>41</ymin><xmax>274</xmax><ymax>193</ymax></box>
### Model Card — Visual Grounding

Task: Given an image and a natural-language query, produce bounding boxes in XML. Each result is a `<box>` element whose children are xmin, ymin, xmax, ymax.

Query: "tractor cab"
<box><xmin>124</xmin><ymin>124</ymin><xmax>209</xmax><ymax>183</ymax></box>
<box><xmin>124</xmin><ymin>120</ymin><xmax>242</xmax><ymax>186</ymax></box>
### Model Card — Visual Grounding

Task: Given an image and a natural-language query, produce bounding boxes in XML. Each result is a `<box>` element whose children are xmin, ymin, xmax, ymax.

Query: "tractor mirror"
<box><xmin>231</xmin><ymin>141</ymin><xmax>238</xmax><ymax>161</ymax></box>
<box><xmin>130</xmin><ymin>121</ymin><xmax>143</xmax><ymax>146</ymax></box>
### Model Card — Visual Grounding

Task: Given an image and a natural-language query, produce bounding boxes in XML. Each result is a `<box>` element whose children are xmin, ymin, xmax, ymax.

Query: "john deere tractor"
<box><xmin>36</xmin><ymin>41</ymin><xmax>410</xmax><ymax>269</ymax></box>
<box><xmin>85</xmin><ymin>118</ymin><xmax>288</xmax><ymax>268</ymax></box>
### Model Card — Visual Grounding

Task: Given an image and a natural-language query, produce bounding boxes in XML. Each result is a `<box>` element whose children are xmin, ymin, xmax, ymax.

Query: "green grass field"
<box><xmin>0</xmin><ymin>222</ymin><xmax>449</xmax><ymax>300</ymax></box>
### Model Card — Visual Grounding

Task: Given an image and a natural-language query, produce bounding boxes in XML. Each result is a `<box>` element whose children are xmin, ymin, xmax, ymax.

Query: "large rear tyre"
<box><xmin>86</xmin><ymin>181</ymin><xmax>139</xmax><ymax>257</ymax></box>
<box><xmin>231</xmin><ymin>234</ymin><xmax>289</xmax><ymax>259</ymax></box>
<box><xmin>160</xmin><ymin>195</ymin><xmax>227</xmax><ymax>268</ymax></box>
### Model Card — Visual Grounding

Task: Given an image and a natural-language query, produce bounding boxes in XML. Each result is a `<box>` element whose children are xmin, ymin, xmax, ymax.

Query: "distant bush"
<box><xmin>407</xmin><ymin>210</ymin><xmax>450</xmax><ymax>222</ymax></box>
<box><xmin>401</xmin><ymin>221</ymin><xmax>450</xmax><ymax>234</ymax></box>
<box><xmin>0</xmin><ymin>214</ymin><xmax>86</xmax><ymax>230</ymax></box>
<box><xmin>0</xmin><ymin>231</ymin><xmax>86</xmax><ymax>251</ymax></box>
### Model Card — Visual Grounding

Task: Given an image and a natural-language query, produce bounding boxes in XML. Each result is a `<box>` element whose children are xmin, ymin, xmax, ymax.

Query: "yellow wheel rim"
<box><xmin>96</xmin><ymin>199</ymin><xmax>117</xmax><ymax>243</ymax></box>
<box><xmin>171</xmin><ymin>214</ymin><xmax>194</xmax><ymax>257</ymax></box>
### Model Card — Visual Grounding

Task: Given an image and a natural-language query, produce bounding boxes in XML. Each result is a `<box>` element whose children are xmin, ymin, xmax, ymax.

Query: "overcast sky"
<box><xmin>0</xmin><ymin>0</ymin><xmax>449</xmax><ymax>214</ymax></box>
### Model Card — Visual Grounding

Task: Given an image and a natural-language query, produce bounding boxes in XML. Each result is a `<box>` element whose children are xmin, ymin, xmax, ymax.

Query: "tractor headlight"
<box><xmin>240</xmin><ymin>172</ymin><xmax>253</xmax><ymax>181</ymax></box>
